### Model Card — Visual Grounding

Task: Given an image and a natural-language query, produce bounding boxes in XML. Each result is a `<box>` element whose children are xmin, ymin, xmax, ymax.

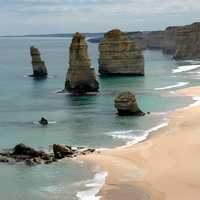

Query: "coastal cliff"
<box><xmin>174</xmin><ymin>23</ymin><xmax>200</xmax><ymax>59</ymax></box>
<box><xmin>89</xmin><ymin>22</ymin><xmax>200</xmax><ymax>60</ymax></box>
<box><xmin>99</xmin><ymin>29</ymin><xmax>144</xmax><ymax>76</ymax></box>
<box><xmin>65</xmin><ymin>32</ymin><xmax>99</xmax><ymax>93</ymax></box>
<box><xmin>162</xmin><ymin>26</ymin><xmax>179</xmax><ymax>54</ymax></box>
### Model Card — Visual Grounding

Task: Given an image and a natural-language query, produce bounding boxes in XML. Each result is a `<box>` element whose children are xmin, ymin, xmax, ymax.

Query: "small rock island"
<box><xmin>115</xmin><ymin>91</ymin><xmax>145</xmax><ymax>116</ymax></box>
<box><xmin>30</xmin><ymin>46</ymin><xmax>48</xmax><ymax>77</ymax></box>
<box><xmin>99</xmin><ymin>29</ymin><xmax>144</xmax><ymax>76</ymax></box>
<box><xmin>65</xmin><ymin>32</ymin><xmax>99</xmax><ymax>93</ymax></box>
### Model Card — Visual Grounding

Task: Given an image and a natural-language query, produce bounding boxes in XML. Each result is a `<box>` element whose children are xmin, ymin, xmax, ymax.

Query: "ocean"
<box><xmin>0</xmin><ymin>36</ymin><xmax>199</xmax><ymax>199</ymax></box>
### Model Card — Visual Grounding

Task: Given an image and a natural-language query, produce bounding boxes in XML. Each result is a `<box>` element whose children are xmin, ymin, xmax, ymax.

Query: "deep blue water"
<box><xmin>0</xmin><ymin>37</ymin><xmax>200</xmax><ymax>199</ymax></box>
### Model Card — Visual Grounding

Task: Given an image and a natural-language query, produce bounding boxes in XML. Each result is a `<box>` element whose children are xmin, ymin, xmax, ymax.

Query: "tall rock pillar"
<box><xmin>30</xmin><ymin>46</ymin><xmax>48</xmax><ymax>77</ymax></box>
<box><xmin>65</xmin><ymin>32</ymin><xmax>99</xmax><ymax>93</ymax></box>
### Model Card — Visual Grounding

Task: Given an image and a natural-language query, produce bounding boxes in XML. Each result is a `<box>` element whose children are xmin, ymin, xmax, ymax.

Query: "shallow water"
<box><xmin>0</xmin><ymin>37</ymin><xmax>200</xmax><ymax>199</ymax></box>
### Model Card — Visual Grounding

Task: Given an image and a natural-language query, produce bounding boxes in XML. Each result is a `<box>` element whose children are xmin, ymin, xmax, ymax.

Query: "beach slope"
<box><xmin>79</xmin><ymin>86</ymin><xmax>200</xmax><ymax>200</ymax></box>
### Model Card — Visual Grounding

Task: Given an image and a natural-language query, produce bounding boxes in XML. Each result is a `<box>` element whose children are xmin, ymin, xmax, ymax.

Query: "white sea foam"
<box><xmin>183</xmin><ymin>60</ymin><xmax>200</xmax><ymax>64</ymax></box>
<box><xmin>125</xmin><ymin>121</ymin><xmax>169</xmax><ymax>147</ymax></box>
<box><xmin>147</xmin><ymin>121</ymin><xmax>169</xmax><ymax>133</ymax></box>
<box><xmin>76</xmin><ymin>171</ymin><xmax>108</xmax><ymax>200</ymax></box>
<box><xmin>33</xmin><ymin>121</ymin><xmax>56</xmax><ymax>125</ymax></box>
<box><xmin>189</xmin><ymin>96</ymin><xmax>200</xmax><ymax>107</ymax></box>
<box><xmin>154</xmin><ymin>82</ymin><xmax>188</xmax><ymax>90</ymax></box>
<box><xmin>105</xmin><ymin>120</ymin><xmax>169</xmax><ymax>148</ymax></box>
<box><xmin>106</xmin><ymin>130</ymin><xmax>143</xmax><ymax>141</ymax></box>
<box><xmin>172</xmin><ymin>65</ymin><xmax>200</xmax><ymax>73</ymax></box>
<box><xmin>42</xmin><ymin>185</ymin><xmax>64</xmax><ymax>193</ymax></box>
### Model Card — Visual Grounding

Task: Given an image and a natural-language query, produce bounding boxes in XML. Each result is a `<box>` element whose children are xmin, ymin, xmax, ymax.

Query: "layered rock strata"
<box><xmin>161</xmin><ymin>22</ymin><xmax>200</xmax><ymax>59</ymax></box>
<box><xmin>99</xmin><ymin>29</ymin><xmax>144</xmax><ymax>76</ymax></box>
<box><xmin>114</xmin><ymin>91</ymin><xmax>145</xmax><ymax>116</ymax></box>
<box><xmin>65</xmin><ymin>32</ymin><xmax>99</xmax><ymax>93</ymax></box>
<box><xmin>30</xmin><ymin>46</ymin><xmax>48</xmax><ymax>77</ymax></box>
<box><xmin>174</xmin><ymin>22</ymin><xmax>200</xmax><ymax>59</ymax></box>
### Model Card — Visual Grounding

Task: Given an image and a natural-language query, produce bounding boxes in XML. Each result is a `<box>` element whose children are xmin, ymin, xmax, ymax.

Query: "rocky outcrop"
<box><xmin>99</xmin><ymin>29</ymin><xmax>144</xmax><ymax>76</ymax></box>
<box><xmin>0</xmin><ymin>143</ymin><xmax>95</xmax><ymax>166</ymax></box>
<box><xmin>65</xmin><ymin>32</ymin><xmax>99</xmax><ymax>93</ymax></box>
<box><xmin>114</xmin><ymin>91</ymin><xmax>145</xmax><ymax>116</ymax></box>
<box><xmin>174</xmin><ymin>23</ymin><xmax>200</xmax><ymax>59</ymax></box>
<box><xmin>30</xmin><ymin>46</ymin><xmax>48</xmax><ymax>77</ymax></box>
<box><xmin>39</xmin><ymin>117</ymin><xmax>48</xmax><ymax>126</ymax></box>
<box><xmin>0</xmin><ymin>143</ymin><xmax>54</xmax><ymax>165</ymax></box>
<box><xmin>53</xmin><ymin>144</ymin><xmax>74</xmax><ymax>159</ymax></box>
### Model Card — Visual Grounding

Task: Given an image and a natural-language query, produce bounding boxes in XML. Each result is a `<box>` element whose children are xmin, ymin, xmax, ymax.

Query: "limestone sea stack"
<box><xmin>114</xmin><ymin>91</ymin><xmax>145</xmax><ymax>116</ymax></box>
<box><xmin>65</xmin><ymin>32</ymin><xmax>99</xmax><ymax>93</ymax></box>
<box><xmin>99</xmin><ymin>29</ymin><xmax>144</xmax><ymax>76</ymax></box>
<box><xmin>30</xmin><ymin>46</ymin><xmax>48</xmax><ymax>77</ymax></box>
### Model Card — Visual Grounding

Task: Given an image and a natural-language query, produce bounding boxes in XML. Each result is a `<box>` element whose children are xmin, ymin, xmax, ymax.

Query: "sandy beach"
<box><xmin>79</xmin><ymin>86</ymin><xmax>200</xmax><ymax>200</ymax></box>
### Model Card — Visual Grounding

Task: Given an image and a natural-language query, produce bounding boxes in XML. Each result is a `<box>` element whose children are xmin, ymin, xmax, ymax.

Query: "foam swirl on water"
<box><xmin>76</xmin><ymin>171</ymin><xmax>108</xmax><ymax>200</ymax></box>
<box><xmin>172</xmin><ymin>65</ymin><xmax>200</xmax><ymax>73</ymax></box>
<box><xmin>155</xmin><ymin>82</ymin><xmax>188</xmax><ymax>90</ymax></box>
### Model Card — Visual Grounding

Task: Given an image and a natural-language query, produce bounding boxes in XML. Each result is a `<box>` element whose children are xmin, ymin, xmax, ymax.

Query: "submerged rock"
<box><xmin>99</xmin><ymin>29</ymin><xmax>144</xmax><ymax>76</ymax></box>
<box><xmin>0</xmin><ymin>143</ymin><xmax>54</xmax><ymax>165</ymax></box>
<box><xmin>0</xmin><ymin>143</ymin><xmax>95</xmax><ymax>166</ymax></box>
<box><xmin>39</xmin><ymin>117</ymin><xmax>48</xmax><ymax>126</ymax></box>
<box><xmin>114</xmin><ymin>91</ymin><xmax>145</xmax><ymax>116</ymax></box>
<box><xmin>53</xmin><ymin>144</ymin><xmax>74</xmax><ymax>159</ymax></box>
<box><xmin>30</xmin><ymin>46</ymin><xmax>48</xmax><ymax>77</ymax></box>
<box><xmin>65</xmin><ymin>32</ymin><xmax>99</xmax><ymax>94</ymax></box>
<box><xmin>13</xmin><ymin>143</ymin><xmax>44</xmax><ymax>157</ymax></box>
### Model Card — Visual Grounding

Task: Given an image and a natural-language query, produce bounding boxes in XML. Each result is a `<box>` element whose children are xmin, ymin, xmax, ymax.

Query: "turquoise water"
<box><xmin>0</xmin><ymin>37</ymin><xmax>200</xmax><ymax>199</ymax></box>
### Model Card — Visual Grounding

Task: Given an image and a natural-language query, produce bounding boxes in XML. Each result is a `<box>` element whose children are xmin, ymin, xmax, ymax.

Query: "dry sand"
<box><xmin>78</xmin><ymin>86</ymin><xmax>200</xmax><ymax>200</ymax></box>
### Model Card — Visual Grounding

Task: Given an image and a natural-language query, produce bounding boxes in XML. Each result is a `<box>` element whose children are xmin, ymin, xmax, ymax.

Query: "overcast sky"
<box><xmin>1</xmin><ymin>0</ymin><xmax>200</xmax><ymax>35</ymax></box>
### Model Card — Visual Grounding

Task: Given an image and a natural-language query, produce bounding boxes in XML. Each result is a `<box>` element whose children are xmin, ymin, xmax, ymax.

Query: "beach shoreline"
<box><xmin>78</xmin><ymin>86</ymin><xmax>200</xmax><ymax>200</ymax></box>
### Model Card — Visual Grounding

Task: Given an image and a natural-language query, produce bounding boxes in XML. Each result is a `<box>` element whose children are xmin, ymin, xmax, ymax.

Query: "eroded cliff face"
<box><xmin>129</xmin><ymin>23</ymin><xmax>200</xmax><ymax>59</ymax></box>
<box><xmin>128</xmin><ymin>31</ymin><xmax>164</xmax><ymax>50</ymax></box>
<box><xmin>146</xmin><ymin>31</ymin><xmax>164</xmax><ymax>49</ymax></box>
<box><xmin>65</xmin><ymin>32</ymin><xmax>99</xmax><ymax>93</ymax></box>
<box><xmin>99</xmin><ymin>29</ymin><xmax>144</xmax><ymax>76</ymax></box>
<box><xmin>89</xmin><ymin>22</ymin><xmax>200</xmax><ymax>60</ymax></box>
<box><xmin>162</xmin><ymin>26</ymin><xmax>179</xmax><ymax>55</ymax></box>
<box><xmin>160</xmin><ymin>22</ymin><xmax>200</xmax><ymax>59</ymax></box>
<box><xmin>30</xmin><ymin>46</ymin><xmax>48</xmax><ymax>77</ymax></box>
<box><xmin>174</xmin><ymin>23</ymin><xmax>200</xmax><ymax>60</ymax></box>
<box><xmin>128</xmin><ymin>32</ymin><xmax>148</xmax><ymax>50</ymax></box>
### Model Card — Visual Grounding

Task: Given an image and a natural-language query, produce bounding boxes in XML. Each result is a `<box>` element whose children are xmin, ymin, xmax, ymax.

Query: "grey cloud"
<box><xmin>0</xmin><ymin>0</ymin><xmax>200</xmax><ymax>35</ymax></box>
